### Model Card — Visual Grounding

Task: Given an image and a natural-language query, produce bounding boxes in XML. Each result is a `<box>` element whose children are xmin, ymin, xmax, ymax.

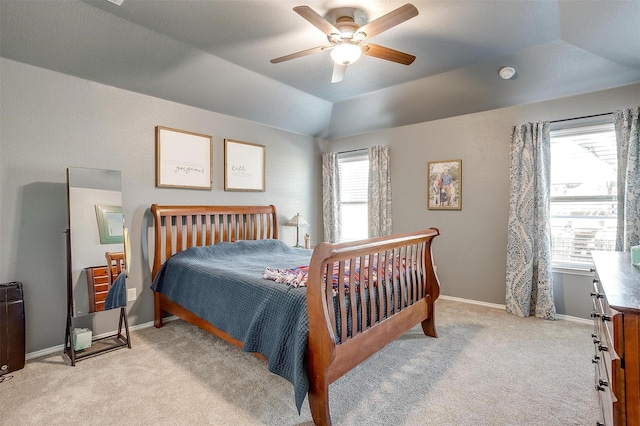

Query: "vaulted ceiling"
<box><xmin>2</xmin><ymin>0</ymin><xmax>639</xmax><ymax>139</ymax></box>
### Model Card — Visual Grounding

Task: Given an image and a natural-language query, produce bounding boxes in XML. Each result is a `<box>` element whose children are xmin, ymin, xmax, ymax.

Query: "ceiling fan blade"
<box><xmin>356</xmin><ymin>3</ymin><xmax>418</xmax><ymax>39</ymax></box>
<box><xmin>331</xmin><ymin>64</ymin><xmax>346</xmax><ymax>83</ymax></box>
<box><xmin>362</xmin><ymin>43</ymin><xmax>416</xmax><ymax>65</ymax></box>
<box><xmin>270</xmin><ymin>46</ymin><xmax>327</xmax><ymax>64</ymax></box>
<box><xmin>293</xmin><ymin>6</ymin><xmax>340</xmax><ymax>36</ymax></box>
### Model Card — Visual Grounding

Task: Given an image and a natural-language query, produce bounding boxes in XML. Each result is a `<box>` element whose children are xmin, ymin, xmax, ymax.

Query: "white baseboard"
<box><xmin>25</xmin><ymin>316</ymin><xmax>179</xmax><ymax>361</ymax></box>
<box><xmin>555</xmin><ymin>314</ymin><xmax>592</xmax><ymax>325</ymax></box>
<box><xmin>439</xmin><ymin>294</ymin><xmax>506</xmax><ymax>310</ymax></box>
<box><xmin>28</xmin><ymin>298</ymin><xmax>589</xmax><ymax>360</ymax></box>
<box><xmin>438</xmin><ymin>294</ymin><xmax>591</xmax><ymax>325</ymax></box>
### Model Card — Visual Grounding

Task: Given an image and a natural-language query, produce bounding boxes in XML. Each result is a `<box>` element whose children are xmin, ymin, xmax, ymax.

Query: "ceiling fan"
<box><xmin>271</xmin><ymin>3</ymin><xmax>418</xmax><ymax>83</ymax></box>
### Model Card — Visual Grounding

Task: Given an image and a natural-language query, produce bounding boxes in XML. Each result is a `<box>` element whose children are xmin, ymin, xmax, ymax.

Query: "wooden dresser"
<box><xmin>591</xmin><ymin>251</ymin><xmax>640</xmax><ymax>426</ymax></box>
<box><xmin>85</xmin><ymin>265</ymin><xmax>117</xmax><ymax>313</ymax></box>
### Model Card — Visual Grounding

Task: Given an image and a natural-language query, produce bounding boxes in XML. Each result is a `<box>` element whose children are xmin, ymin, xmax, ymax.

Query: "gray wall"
<box><xmin>2</xmin><ymin>53</ymin><xmax>639</xmax><ymax>354</ymax></box>
<box><xmin>0</xmin><ymin>58</ymin><xmax>322</xmax><ymax>353</ymax></box>
<box><xmin>328</xmin><ymin>83</ymin><xmax>640</xmax><ymax>319</ymax></box>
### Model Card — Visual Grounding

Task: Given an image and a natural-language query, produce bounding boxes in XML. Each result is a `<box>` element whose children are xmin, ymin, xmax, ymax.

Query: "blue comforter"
<box><xmin>151</xmin><ymin>239</ymin><xmax>313</xmax><ymax>412</ymax></box>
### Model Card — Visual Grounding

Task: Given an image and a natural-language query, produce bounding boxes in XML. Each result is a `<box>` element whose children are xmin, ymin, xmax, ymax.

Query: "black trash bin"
<box><xmin>0</xmin><ymin>282</ymin><xmax>25</xmax><ymax>375</ymax></box>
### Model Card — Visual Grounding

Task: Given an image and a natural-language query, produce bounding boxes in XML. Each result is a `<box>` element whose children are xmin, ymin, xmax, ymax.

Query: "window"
<box><xmin>550</xmin><ymin>123</ymin><xmax>617</xmax><ymax>269</ymax></box>
<box><xmin>338</xmin><ymin>153</ymin><xmax>368</xmax><ymax>242</ymax></box>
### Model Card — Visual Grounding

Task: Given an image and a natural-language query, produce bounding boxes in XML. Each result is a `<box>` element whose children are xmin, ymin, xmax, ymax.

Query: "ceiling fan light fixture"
<box><xmin>331</xmin><ymin>43</ymin><xmax>361</xmax><ymax>65</ymax></box>
<box><xmin>328</xmin><ymin>33</ymin><xmax>342</xmax><ymax>44</ymax></box>
<box><xmin>352</xmin><ymin>31</ymin><xmax>367</xmax><ymax>43</ymax></box>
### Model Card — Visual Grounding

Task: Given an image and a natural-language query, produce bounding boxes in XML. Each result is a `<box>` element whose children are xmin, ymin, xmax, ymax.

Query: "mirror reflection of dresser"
<box><xmin>85</xmin><ymin>261</ymin><xmax>122</xmax><ymax>313</ymax></box>
<box><xmin>64</xmin><ymin>167</ymin><xmax>131</xmax><ymax>365</ymax></box>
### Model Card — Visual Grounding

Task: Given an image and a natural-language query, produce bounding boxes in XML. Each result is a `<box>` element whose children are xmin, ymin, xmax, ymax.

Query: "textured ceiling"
<box><xmin>1</xmin><ymin>0</ymin><xmax>639</xmax><ymax>139</ymax></box>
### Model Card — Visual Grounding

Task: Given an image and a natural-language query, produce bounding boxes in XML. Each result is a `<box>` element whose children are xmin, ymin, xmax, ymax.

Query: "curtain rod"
<box><xmin>337</xmin><ymin>148</ymin><xmax>368</xmax><ymax>155</ymax></box>
<box><xmin>550</xmin><ymin>112</ymin><xmax>613</xmax><ymax>124</ymax></box>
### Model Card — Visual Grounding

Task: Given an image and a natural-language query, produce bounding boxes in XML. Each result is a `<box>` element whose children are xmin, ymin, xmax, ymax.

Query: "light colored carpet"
<box><xmin>0</xmin><ymin>299</ymin><xmax>599</xmax><ymax>425</ymax></box>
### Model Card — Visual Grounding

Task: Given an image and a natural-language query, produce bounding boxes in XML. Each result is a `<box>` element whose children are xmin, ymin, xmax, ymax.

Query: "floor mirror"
<box><xmin>64</xmin><ymin>167</ymin><xmax>131</xmax><ymax>365</ymax></box>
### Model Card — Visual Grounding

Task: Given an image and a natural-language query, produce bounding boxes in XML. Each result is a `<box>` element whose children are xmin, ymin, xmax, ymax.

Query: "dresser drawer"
<box><xmin>593</xmin><ymin>324</ymin><xmax>611</xmax><ymax>383</ymax></box>
<box><xmin>95</xmin><ymin>283</ymin><xmax>109</xmax><ymax>294</ymax></box>
<box><xmin>95</xmin><ymin>291</ymin><xmax>108</xmax><ymax>303</ymax></box>
<box><xmin>599</xmin><ymin>303</ymin><xmax>620</xmax><ymax>360</ymax></box>
<box><xmin>93</xmin><ymin>275</ymin><xmax>110</xmax><ymax>285</ymax></box>
<box><xmin>597</xmin><ymin>378</ymin><xmax>615</xmax><ymax>426</ymax></box>
<box><xmin>594</xmin><ymin>319</ymin><xmax>616</xmax><ymax>426</ymax></box>
<box><xmin>592</xmin><ymin>278</ymin><xmax>621</xmax><ymax>361</ymax></box>
<box><xmin>92</xmin><ymin>266</ymin><xmax>110</xmax><ymax>276</ymax></box>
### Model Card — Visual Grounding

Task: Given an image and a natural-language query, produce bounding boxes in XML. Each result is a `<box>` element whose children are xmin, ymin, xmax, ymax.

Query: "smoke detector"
<box><xmin>499</xmin><ymin>67</ymin><xmax>516</xmax><ymax>80</ymax></box>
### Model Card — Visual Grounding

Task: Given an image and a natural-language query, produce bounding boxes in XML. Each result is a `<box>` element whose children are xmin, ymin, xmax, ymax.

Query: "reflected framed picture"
<box><xmin>427</xmin><ymin>159</ymin><xmax>462</xmax><ymax>210</ymax></box>
<box><xmin>95</xmin><ymin>205</ymin><xmax>124</xmax><ymax>244</ymax></box>
<box><xmin>156</xmin><ymin>126</ymin><xmax>213</xmax><ymax>190</ymax></box>
<box><xmin>224</xmin><ymin>139</ymin><xmax>266</xmax><ymax>192</ymax></box>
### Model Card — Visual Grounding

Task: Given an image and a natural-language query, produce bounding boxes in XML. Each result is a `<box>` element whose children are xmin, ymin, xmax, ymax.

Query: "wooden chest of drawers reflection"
<box><xmin>85</xmin><ymin>265</ymin><xmax>118</xmax><ymax>313</ymax></box>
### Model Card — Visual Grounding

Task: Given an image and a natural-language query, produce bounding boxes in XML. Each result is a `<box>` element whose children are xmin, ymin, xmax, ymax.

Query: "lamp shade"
<box><xmin>330</xmin><ymin>43</ymin><xmax>362</xmax><ymax>65</ymax></box>
<box><xmin>287</xmin><ymin>213</ymin><xmax>309</xmax><ymax>227</ymax></box>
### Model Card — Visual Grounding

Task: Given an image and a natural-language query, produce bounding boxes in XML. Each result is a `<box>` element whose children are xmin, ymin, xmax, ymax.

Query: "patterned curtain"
<box><xmin>614</xmin><ymin>107</ymin><xmax>640</xmax><ymax>251</ymax></box>
<box><xmin>368</xmin><ymin>145</ymin><xmax>393</xmax><ymax>237</ymax></box>
<box><xmin>322</xmin><ymin>152</ymin><xmax>341</xmax><ymax>243</ymax></box>
<box><xmin>505</xmin><ymin>122</ymin><xmax>556</xmax><ymax>319</ymax></box>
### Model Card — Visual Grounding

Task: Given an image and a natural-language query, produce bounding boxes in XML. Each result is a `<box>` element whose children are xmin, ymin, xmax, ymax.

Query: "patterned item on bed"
<box><xmin>262</xmin><ymin>265</ymin><xmax>310</xmax><ymax>287</ymax></box>
<box><xmin>151</xmin><ymin>239</ymin><xmax>313</xmax><ymax>412</ymax></box>
<box><xmin>262</xmin><ymin>254</ymin><xmax>411</xmax><ymax>293</ymax></box>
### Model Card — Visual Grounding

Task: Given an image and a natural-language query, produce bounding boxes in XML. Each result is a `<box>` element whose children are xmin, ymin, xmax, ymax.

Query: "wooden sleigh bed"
<box><xmin>150</xmin><ymin>204</ymin><xmax>440</xmax><ymax>426</ymax></box>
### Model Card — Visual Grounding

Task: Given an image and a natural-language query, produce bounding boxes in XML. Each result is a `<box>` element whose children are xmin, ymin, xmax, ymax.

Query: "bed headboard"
<box><xmin>150</xmin><ymin>204</ymin><xmax>278</xmax><ymax>280</ymax></box>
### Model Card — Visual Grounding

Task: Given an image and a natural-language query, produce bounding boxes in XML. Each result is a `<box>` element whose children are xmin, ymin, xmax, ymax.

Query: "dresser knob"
<box><xmin>591</xmin><ymin>311</ymin><xmax>601</xmax><ymax>319</ymax></box>
<box><xmin>592</xmin><ymin>355</ymin><xmax>600</xmax><ymax>364</ymax></box>
<box><xmin>590</xmin><ymin>291</ymin><xmax>603</xmax><ymax>299</ymax></box>
<box><xmin>598</xmin><ymin>344</ymin><xmax>608</xmax><ymax>352</ymax></box>
<box><xmin>602</xmin><ymin>315</ymin><xmax>612</xmax><ymax>322</ymax></box>
<box><xmin>593</xmin><ymin>337</ymin><xmax>600</xmax><ymax>344</ymax></box>
<box><xmin>596</xmin><ymin>422</ymin><xmax>604</xmax><ymax>426</ymax></box>
<box><xmin>596</xmin><ymin>383</ymin><xmax>606</xmax><ymax>392</ymax></box>
<box><xmin>593</xmin><ymin>278</ymin><xmax>599</xmax><ymax>284</ymax></box>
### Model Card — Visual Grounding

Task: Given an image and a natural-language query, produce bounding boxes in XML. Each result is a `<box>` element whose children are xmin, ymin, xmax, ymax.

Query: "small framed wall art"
<box><xmin>156</xmin><ymin>126</ymin><xmax>213</xmax><ymax>190</ymax></box>
<box><xmin>224</xmin><ymin>139</ymin><xmax>266</xmax><ymax>192</ymax></box>
<box><xmin>95</xmin><ymin>204</ymin><xmax>124</xmax><ymax>244</ymax></box>
<box><xmin>427</xmin><ymin>159</ymin><xmax>462</xmax><ymax>210</ymax></box>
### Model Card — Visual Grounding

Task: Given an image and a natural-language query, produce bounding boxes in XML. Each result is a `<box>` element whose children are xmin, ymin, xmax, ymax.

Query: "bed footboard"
<box><xmin>305</xmin><ymin>229</ymin><xmax>440</xmax><ymax>426</ymax></box>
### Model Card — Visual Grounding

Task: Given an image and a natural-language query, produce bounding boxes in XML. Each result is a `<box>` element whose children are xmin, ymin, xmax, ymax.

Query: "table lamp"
<box><xmin>287</xmin><ymin>213</ymin><xmax>309</xmax><ymax>248</ymax></box>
